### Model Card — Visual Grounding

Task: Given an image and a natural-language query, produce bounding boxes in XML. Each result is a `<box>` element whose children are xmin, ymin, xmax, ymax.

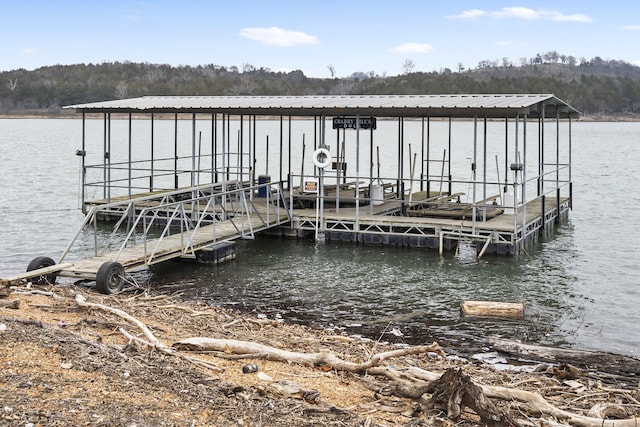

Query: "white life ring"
<box><xmin>312</xmin><ymin>148</ymin><xmax>332</xmax><ymax>169</ymax></box>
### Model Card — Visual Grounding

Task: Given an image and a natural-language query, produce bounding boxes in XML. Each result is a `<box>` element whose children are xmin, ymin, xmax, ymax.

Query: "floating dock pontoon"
<box><xmin>2</xmin><ymin>94</ymin><xmax>578</xmax><ymax>293</ymax></box>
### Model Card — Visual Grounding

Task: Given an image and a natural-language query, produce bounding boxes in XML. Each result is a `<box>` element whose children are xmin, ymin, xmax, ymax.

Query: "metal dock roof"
<box><xmin>65</xmin><ymin>94</ymin><xmax>580</xmax><ymax>119</ymax></box>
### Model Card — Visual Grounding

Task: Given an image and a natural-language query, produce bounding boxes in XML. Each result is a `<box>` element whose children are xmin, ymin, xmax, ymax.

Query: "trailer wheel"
<box><xmin>26</xmin><ymin>256</ymin><xmax>57</xmax><ymax>285</ymax></box>
<box><xmin>95</xmin><ymin>261</ymin><xmax>125</xmax><ymax>294</ymax></box>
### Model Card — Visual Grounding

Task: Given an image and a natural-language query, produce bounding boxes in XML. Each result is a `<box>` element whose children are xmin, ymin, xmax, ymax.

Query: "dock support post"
<box><xmin>439</xmin><ymin>230</ymin><xmax>444</xmax><ymax>256</ymax></box>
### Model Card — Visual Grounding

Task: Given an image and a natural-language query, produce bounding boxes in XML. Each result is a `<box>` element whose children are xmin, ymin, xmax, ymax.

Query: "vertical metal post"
<box><xmin>568</xmin><ymin>116</ymin><xmax>573</xmax><ymax>210</ymax></box>
<box><xmin>556</xmin><ymin>110</ymin><xmax>561</xmax><ymax>221</ymax></box>
<box><xmin>447</xmin><ymin>116</ymin><xmax>452</xmax><ymax>195</ymax></box>
<box><xmin>128</xmin><ymin>113</ymin><xmax>132</xmax><ymax>199</ymax></box>
<box><xmin>503</xmin><ymin>118</ymin><xmax>508</xmax><ymax>200</ymax></box>
<box><xmin>316</xmin><ymin>116</ymin><xmax>326</xmax><ymax>243</ymax></box>
<box><xmin>396</xmin><ymin>118</ymin><xmax>401</xmax><ymax>199</ymax></box>
<box><xmin>191</xmin><ymin>113</ymin><xmax>196</xmax><ymax>188</ymax></box>
<box><xmin>240</xmin><ymin>115</ymin><xmax>245</xmax><ymax>184</ymax></box>
<box><xmin>226</xmin><ymin>114</ymin><xmax>230</xmax><ymax>181</ymax></box>
<box><xmin>102</xmin><ymin>113</ymin><xmax>107</xmax><ymax>200</ymax></box>
<box><xmin>174</xmin><ymin>113</ymin><xmax>178</xmax><ymax>189</ymax></box>
<box><xmin>107</xmin><ymin>113</ymin><xmax>112</xmax><ymax>203</ymax></box>
<box><xmin>212</xmin><ymin>114</ymin><xmax>217</xmax><ymax>183</ymax></box>
<box><xmin>513</xmin><ymin>114</ymin><xmax>519</xmax><ymax>233</ymax></box>
<box><xmin>369</xmin><ymin>120</ymin><xmax>374</xmax><ymax>214</ymax></box>
<box><xmin>355</xmin><ymin>115</ymin><xmax>360</xmax><ymax>231</ymax></box>
<box><xmin>279</xmin><ymin>116</ymin><xmax>283</xmax><ymax>184</ymax></box>
<box><xmin>222</xmin><ymin>114</ymin><xmax>227</xmax><ymax>187</ymax></box>
<box><xmin>150</xmin><ymin>113</ymin><xmax>154</xmax><ymax>192</ymax></box>
<box><xmin>426</xmin><ymin>117</ymin><xmax>431</xmax><ymax>197</ymax></box>
<box><xmin>472</xmin><ymin>116</ymin><xmax>477</xmax><ymax>233</ymax></box>
<box><xmin>540</xmin><ymin>104</ymin><xmax>545</xmax><ymax>197</ymax></box>
<box><xmin>81</xmin><ymin>113</ymin><xmax>86</xmax><ymax>213</ymax></box>
<box><xmin>251</xmin><ymin>115</ymin><xmax>256</xmax><ymax>188</ymax></box>
<box><xmin>288</xmin><ymin>115</ymin><xmax>292</xmax><ymax>191</ymax></box>
<box><xmin>522</xmin><ymin>114</ymin><xmax>527</xmax><ymax>236</ymax></box>
<box><xmin>482</xmin><ymin>117</ymin><xmax>487</xmax><ymax>221</ymax></box>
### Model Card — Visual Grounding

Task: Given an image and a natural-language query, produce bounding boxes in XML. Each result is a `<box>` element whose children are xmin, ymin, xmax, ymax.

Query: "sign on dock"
<box><xmin>332</xmin><ymin>117</ymin><xmax>376</xmax><ymax>130</ymax></box>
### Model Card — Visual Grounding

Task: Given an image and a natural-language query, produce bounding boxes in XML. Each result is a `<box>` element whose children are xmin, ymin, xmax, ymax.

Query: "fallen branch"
<box><xmin>173</xmin><ymin>337</ymin><xmax>443</xmax><ymax>373</ymax></box>
<box><xmin>405</xmin><ymin>366</ymin><xmax>640</xmax><ymax>427</ymax></box>
<box><xmin>0</xmin><ymin>299</ymin><xmax>20</xmax><ymax>309</ymax></box>
<box><xmin>118</xmin><ymin>327</ymin><xmax>223</xmax><ymax>373</ymax></box>
<box><xmin>484</xmin><ymin>384</ymin><xmax>639</xmax><ymax>427</ymax></box>
<box><xmin>75</xmin><ymin>294</ymin><xmax>162</xmax><ymax>347</ymax></box>
<box><xmin>75</xmin><ymin>294</ymin><xmax>223</xmax><ymax>373</ymax></box>
<box><xmin>492</xmin><ymin>339</ymin><xmax>640</xmax><ymax>382</ymax></box>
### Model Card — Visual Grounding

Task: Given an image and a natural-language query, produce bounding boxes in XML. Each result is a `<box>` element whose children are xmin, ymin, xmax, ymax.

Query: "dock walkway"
<box><xmin>2</xmin><ymin>182</ymin><xmax>289</xmax><ymax>293</ymax></box>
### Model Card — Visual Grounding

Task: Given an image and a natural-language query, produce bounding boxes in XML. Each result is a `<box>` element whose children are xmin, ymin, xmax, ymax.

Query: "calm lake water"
<box><xmin>1</xmin><ymin>118</ymin><xmax>638</xmax><ymax>357</ymax></box>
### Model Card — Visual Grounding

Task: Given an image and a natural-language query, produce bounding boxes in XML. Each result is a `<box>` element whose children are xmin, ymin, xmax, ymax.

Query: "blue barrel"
<box><xmin>257</xmin><ymin>175</ymin><xmax>270</xmax><ymax>197</ymax></box>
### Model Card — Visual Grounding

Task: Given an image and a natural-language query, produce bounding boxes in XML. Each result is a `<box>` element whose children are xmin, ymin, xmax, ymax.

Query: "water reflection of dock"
<box><xmin>3</xmin><ymin>94</ymin><xmax>579</xmax><ymax>293</ymax></box>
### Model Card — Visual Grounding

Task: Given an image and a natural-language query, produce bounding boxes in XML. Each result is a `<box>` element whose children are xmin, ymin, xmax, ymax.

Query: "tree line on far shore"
<box><xmin>1</xmin><ymin>51</ymin><xmax>639</xmax><ymax>118</ymax></box>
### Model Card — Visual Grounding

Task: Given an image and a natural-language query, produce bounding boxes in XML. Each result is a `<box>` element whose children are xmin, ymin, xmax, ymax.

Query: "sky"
<box><xmin>1</xmin><ymin>0</ymin><xmax>639</xmax><ymax>77</ymax></box>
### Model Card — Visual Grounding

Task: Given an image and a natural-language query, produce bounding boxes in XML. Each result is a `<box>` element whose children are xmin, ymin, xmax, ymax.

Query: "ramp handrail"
<box><xmin>58</xmin><ymin>180</ymin><xmax>291</xmax><ymax>266</ymax></box>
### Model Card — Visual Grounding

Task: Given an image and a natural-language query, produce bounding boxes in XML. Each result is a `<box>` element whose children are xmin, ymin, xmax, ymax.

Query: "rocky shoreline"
<box><xmin>1</xmin><ymin>282</ymin><xmax>639</xmax><ymax>426</ymax></box>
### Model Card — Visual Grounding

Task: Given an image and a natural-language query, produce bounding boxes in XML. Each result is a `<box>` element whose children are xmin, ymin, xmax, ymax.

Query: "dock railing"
<box><xmin>59</xmin><ymin>180</ymin><xmax>290</xmax><ymax>267</ymax></box>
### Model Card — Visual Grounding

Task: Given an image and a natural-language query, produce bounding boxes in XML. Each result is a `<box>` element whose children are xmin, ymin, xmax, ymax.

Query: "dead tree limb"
<box><xmin>172</xmin><ymin>337</ymin><xmax>443</xmax><ymax>373</ymax></box>
<box><xmin>75</xmin><ymin>294</ymin><xmax>162</xmax><ymax>347</ymax></box>
<box><xmin>405</xmin><ymin>366</ymin><xmax>640</xmax><ymax>427</ymax></box>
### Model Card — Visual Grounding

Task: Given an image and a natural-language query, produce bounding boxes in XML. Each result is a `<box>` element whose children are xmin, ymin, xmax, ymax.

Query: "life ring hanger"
<box><xmin>312</xmin><ymin>147</ymin><xmax>332</xmax><ymax>169</ymax></box>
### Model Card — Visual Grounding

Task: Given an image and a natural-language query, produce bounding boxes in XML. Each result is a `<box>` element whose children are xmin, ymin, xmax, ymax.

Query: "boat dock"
<box><xmin>2</xmin><ymin>94</ymin><xmax>579</xmax><ymax>293</ymax></box>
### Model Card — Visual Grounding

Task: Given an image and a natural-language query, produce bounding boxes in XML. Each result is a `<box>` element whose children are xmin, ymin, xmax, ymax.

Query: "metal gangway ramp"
<box><xmin>3</xmin><ymin>180</ymin><xmax>290</xmax><ymax>293</ymax></box>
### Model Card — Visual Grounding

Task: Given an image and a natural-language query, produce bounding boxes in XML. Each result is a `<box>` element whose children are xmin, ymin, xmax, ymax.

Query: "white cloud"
<box><xmin>389</xmin><ymin>43</ymin><xmax>433</xmax><ymax>55</ymax></box>
<box><xmin>22</xmin><ymin>48</ymin><xmax>38</xmax><ymax>56</ymax></box>
<box><xmin>446</xmin><ymin>9</ymin><xmax>487</xmax><ymax>19</ymax></box>
<box><xmin>633</xmin><ymin>60</ymin><xmax>640</xmax><ymax>66</ymax></box>
<box><xmin>449</xmin><ymin>7</ymin><xmax>591</xmax><ymax>23</ymax></box>
<box><xmin>496</xmin><ymin>41</ymin><xmax>515</xmax><ymax>47</ymax></box>
<box><xmin>239</xmin><ymin>26</ymin><xmax>318</xmax><ymax>47</ymax></box>
<box><xmin>621</xmin><ymin>25</ymin><xmax>640</xmax><ymax>31</ymax></box>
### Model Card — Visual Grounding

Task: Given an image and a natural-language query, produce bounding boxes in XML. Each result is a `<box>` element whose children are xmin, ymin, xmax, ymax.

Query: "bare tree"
<box><xmin>401</xmin><ymin>59</ymin><xmax>415</xmax><ymax>74</ymax></box>
<box><xmin>115</xmin><ymin>81</ymin><xmax>128</xmax><ymax>99</ymax></box>
<box><xmin>327</xmin><ymin>64</ymin><xmax>336</xmax><ymax>78</ymax></box>
<box><xmin>7</xmin><ymin>78</ymin><xmax>18</xmax><ymax>91</ymax></box>
<box><xmin>457</xmin><ymin>62</ymin><xmax>465</xmax><ymax>72</ymax></box>
<box><xmin>519</xmin><ymin>57</ymin><xmax>528</xmax><ymax>66</ymax></box>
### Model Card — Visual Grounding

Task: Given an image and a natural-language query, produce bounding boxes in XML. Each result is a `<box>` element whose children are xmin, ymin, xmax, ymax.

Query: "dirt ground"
<box><xmin>1</xmin><ymin>282</ymin><xmax>639</xmax><ymax>427</ymax></box>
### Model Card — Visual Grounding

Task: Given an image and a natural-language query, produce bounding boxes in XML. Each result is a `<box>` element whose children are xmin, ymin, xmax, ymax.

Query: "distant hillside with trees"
<box><xmin>1</xmin><ymin>51</ymin><xmax>639</xmax><ymax>119</ymax></box>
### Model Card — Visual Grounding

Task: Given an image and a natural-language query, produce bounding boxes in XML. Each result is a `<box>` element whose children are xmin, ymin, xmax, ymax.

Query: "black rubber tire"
<box><xmin>95</xmin><ymin>261</ymin><xmax>125</xmax><ymax>294</ymax></box>
<box><xmin>26</xmin><ymin>256</ymin><xmax>57</xmax><ymax>285</ymax></box>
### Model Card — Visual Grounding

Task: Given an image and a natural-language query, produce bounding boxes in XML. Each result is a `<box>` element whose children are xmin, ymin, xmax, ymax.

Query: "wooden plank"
<box><xmin>0</xmin><ymin>263</ymin><xmax>74</xmax><ymax>285</ymax></box>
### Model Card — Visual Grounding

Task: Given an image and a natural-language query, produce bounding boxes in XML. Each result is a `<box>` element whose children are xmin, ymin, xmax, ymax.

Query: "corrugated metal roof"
<box><xmin>64</xmin><ymin>94</ymin><xmax>580</xmax><ymax>119</ymax></box>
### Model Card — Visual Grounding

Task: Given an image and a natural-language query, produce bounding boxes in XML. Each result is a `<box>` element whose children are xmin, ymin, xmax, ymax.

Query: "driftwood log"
<box><xmin>0</xmin><ymin>299</ymin><xmax>20</xmax><ymax>309</ymax></box>
<box><xmin>406</xmin><ymin>366</ymin><xmax>640</xmax><ymax>427</ymax></box>
<box><xmin>460</xmin><ymin>300</ymin><xmax>524</xmax><ymax>319</ymax></box>
<box><xmin>492</xmin><ymin>339</ymin><xmax>640</xmax><ymax>380</ymax></box>
<box><xmin>172</xmin><ymin>337</ymin><xmax>444</xmax><ymax>373</ymax></box>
